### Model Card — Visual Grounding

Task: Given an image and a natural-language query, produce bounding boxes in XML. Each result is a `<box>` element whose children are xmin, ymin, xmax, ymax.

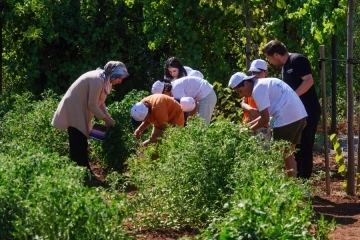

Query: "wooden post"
<box><xmin>245</xmin><ymin>0</ymin><xmax>251</xmax><ymax>70</ymax></box>
<box><xmin>320</xmin><ymin>45</ymin><xmax>330</xmax><ymax>195</ymax></box>
<box><xmin>331</xmin><ymin>35</ymin><xmax>337</xmax><ymax>134</ymax></box>
<box><xmin>357</xmin><ymin>113</ymin><xmax>360</xmax><ymax>193</ymax></box>
<box><xmin>346</xmin><ymin>0</ymin><xmax>355</xmax><ymax>195</ymax></box>
<box><xmin>0</xmin><ymin>4</ymin><xmax>3</xmax><ymax>94</ymax></box>
<box><xmin>253</xmin><ymin>44</ymin><xmax>259</xmax><ymax>59</ymax></box>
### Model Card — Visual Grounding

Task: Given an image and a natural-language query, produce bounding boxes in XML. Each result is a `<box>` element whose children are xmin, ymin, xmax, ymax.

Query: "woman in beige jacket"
<box><xmin>52</xmin><ymin>61</ymin><xmax>129</xmax><ymax>177</ymax></box>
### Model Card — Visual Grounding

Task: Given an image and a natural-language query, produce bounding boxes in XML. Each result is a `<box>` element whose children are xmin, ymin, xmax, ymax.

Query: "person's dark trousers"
<box><xmin>67</xmin><ymin>126</ymin><xmax>90</xmax><ymax>170</ymax></box>
<box><xmin>295</xmin><ymin>110</ymin><xmax>320</xmax><ymax>179</ymax></box>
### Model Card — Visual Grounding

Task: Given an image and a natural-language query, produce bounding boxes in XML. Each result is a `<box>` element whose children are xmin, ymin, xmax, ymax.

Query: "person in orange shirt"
<box><xmin>131</xmin><ymin>94</ymin><xmax>185</xmax><ymax>146</ymax></box>
<box><xmin>241</xmin><ymin>59</ymin><xmax>271</xmax><ymax>140</ymax></box>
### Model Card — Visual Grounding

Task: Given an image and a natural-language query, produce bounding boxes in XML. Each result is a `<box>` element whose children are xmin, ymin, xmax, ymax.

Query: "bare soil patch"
<box><xmin>312</xmin><ymin>152</ymin><xmax>360</xmax><ymax>240</ymax></box>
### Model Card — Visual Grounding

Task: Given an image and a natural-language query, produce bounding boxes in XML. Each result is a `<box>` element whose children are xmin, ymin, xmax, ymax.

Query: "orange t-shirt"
<box><xmin>142</xmin><ymin>94</ymin><xmax>184</xmax><ymax>128</ymax></box>
<box><xmin>243</xmin><ymin>96</ymin><xmax>269</xmax><ymax>127</ymax></box>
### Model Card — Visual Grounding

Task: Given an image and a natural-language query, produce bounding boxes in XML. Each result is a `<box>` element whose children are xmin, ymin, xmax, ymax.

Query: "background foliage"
<box><xmin>1</xmin><ymin>0</ymin><xmax>351</xmax><ymax>99</ymax></box>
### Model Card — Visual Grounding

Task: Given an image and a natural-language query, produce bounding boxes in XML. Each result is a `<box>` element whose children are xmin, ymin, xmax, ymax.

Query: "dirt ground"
<box><xmin>312</xmin><ymin>152</ymin><xmax>360</xmax><ymax>240</ymax></box>
<box><xmin>89</xmin><ymin>150</ymin><xmax>360</xmax><ymax>240</ymax></box>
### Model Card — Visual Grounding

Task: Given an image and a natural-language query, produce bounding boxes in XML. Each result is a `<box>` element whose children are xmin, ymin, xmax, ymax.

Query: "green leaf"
<box><xmin>335</xmin><ymin>154</ymin><xmax>343</xmax><ymax>163</ymax></box>
<box><xmin>338</xmin><ymin>165</ymin><xmax>346</xmax><ymax>173</ymax></box>
<box><xmin>330</xmin><ymin>133</ymin><xmax>337</xmax><ymax>141</ymax></box>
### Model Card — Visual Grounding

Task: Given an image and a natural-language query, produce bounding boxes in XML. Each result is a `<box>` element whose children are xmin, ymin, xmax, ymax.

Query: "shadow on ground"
<box><xmin>312</xmin><ymin>196</ymin><xmax>360</xmax><ymax>225</ymax></box>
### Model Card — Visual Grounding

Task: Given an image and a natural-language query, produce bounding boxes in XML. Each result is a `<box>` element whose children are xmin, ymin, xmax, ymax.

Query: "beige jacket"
<box><xmin>51</xmin><ymin>70</ymin><xmax>111</xmax><ymax>138</ymax></box>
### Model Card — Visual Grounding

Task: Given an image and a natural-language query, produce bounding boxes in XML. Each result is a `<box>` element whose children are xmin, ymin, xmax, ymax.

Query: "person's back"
<box><xmin>132</xmin><ymin>94</ymin><xmax>184</xmax><ymax>146</ymax></box>
<box><xmin>252</xmin><ymin>77</ymin><xmax>307</xmax><ymax>127</ymax></box>
<box><xmin>141</xmin><ymin>94</ymin><xmax>184</xmax><ymax>127</ymax></box>
<box><xmin>171</xmin><ymin>76</ymin><xmax>217</xmax><ymax>124</ymax></box>
<box><xmin>171</xmin><ymin>76</ymin><xmax>213</xmax><ymax>101</ymax></box>
<box><xmin>282</xmin><ymin>53</ymin><xmax>320</xmax><ymax>115</ymax></box>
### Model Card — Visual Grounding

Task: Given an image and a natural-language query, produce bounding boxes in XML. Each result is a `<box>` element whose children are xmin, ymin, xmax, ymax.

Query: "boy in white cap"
<box><xmin>131</xmin><ymin>94</ymin><xmax>191</xmax><ymax>146</ymax></box>
<box><xmin>228</xmin><ymin>73</ymin><xmax>307</xmax><ymax>178</ymax></box>
<box><xmin>242</xmin><ymin>59</ymin><xmax>270</xmax><ymax>140</ymax></box>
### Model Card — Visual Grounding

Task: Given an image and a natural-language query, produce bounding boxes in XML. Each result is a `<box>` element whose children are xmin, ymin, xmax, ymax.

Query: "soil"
<box><xmin>88</xmin><ymin>149</ymin><xmax>360</xmax><ymax>240</ymax></box>
<box><xmin>312</xmin><ymin>152</ymin><xmax>360</xmax><ymax>240</ymax></box>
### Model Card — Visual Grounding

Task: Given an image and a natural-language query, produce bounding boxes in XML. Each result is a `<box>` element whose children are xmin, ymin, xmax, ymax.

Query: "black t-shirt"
<box><xmin>282</xmin><ymin>53</ymin><xmax>321</xmax><ymax>114</ymax></box>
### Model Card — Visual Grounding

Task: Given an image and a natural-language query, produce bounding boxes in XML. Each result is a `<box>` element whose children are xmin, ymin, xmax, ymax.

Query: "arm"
<box><xmin>99</xmin><ymin>103</ymin><xmax>115</xmax><ymax>126</ymax></box>
<box><xmin>241</xmin><ymin>98</ymin><xmax>260</xmax><ymax>121</ymax></box>
<box><xmin>88</xmin><ymin>79</ymin><xmax>108</xmax><ymax>121</ymax></box>
<box><xmin>99</xmin><ymin>103</ymin><xmax>111</xmax><ymax>118</ymax></box>
<box><xmin>250</xmin><ymin>108</ymin><xmax>270</xmax><ymax>131</ymax></box>
<box><xmin>189</xmin><ymin>101</ymin><xmax>198</xmax><ymax>116</ymax></box>
<box><xmin>134</xmin><ymin>121</ymin><xmax>151</xmax><ymax>138</ymax></box>
<box><xmin>295</xmin><ymin>74</ymin><xmax>314</xmax><ymax>96</ymax></box>
<box><xmin>143</xmin><ymin>125</ymin><xmax>166</xmax><ymax>146</ymax></box>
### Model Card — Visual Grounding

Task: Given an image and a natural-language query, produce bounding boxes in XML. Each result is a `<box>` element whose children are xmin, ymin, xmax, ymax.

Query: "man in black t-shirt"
<box><xmin>262</xmin><ymin>40</ymin><xmax>321</xmax><ymax>179</ymax></box>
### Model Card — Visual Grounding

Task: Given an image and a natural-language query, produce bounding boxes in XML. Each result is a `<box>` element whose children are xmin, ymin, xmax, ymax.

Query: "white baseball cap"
<box><xmin>131</xmin><ymin>102</ymin><xmax>149</xmax><ymax>121</ymax></box>
<box><xmin>151</xmin><ymin>80</ymin><xmax>165</xmax><ymax>94</ymax></box>
<box><xmin>188</xmin><ymin>70</ymin><xmax>204</xmax><ymax>79</ymax></box>
<box><xmin>184</xmin><ymin>66</ymin><xmax>193</xmax><ymax>75</ymax></box>
<box><xmin>228</xmin><ymin>72</ymin><xmax>255</xmax><ymax>89</ymax></box>
<box><xmin>180</xmin><ymin>97</ymin><xmax>196</xmax><ymax>112</ymax></box>
<box><xmin>248</xmin><ymin>59</ymin><xmax>268</xmax><ymax>72</ymax></box>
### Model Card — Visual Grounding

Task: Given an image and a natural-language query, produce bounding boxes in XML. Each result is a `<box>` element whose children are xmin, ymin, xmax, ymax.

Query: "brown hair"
<box><xmin>262</xmin><ymin>40</ymin><xmax>288</xmax><ymax>56</ymax></box>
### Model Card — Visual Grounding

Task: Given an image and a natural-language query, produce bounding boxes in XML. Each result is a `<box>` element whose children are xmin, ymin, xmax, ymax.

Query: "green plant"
<box><xmin>199</xmin><ymin>164</ymin><xmax>334</xmax><ymax>239</ymax></box>
<box><xmin>0</xmin><ymin>90</ymin><xmax>68</xmax><ymax>156</ymax></box>
<box><xmin>329</xmin><ymin>133</ymin><xmax>347</xmax><ymax>183</ymax></box>
<box><xmin>0</xmin><ymin>150</ymin><xmax>131</xmax><ymax>239</ymax></box>
<box><xmin>127</xmin><ymin>117</ymin><xmax>251</xmax><ymax>229</ymax></box>
<box><xmin>211</xmin><ymin>81</ymin><xmax>243</xmax><ymax>123</ymax></box>
<box><xmin>90</xmin><ymin>89</ymin><xmax>149</xmax><ymax>172</ymax></box>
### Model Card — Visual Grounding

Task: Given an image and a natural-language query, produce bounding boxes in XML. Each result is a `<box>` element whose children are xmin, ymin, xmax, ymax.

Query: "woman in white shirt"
<box><xmin>171</xmin><ymin>75</ymin><xmax>217</xmax><ymax>124</ymax></box>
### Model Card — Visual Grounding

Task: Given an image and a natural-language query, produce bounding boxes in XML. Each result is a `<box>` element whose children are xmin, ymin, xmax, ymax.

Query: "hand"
<box><xmin>249</xmin><ymin>108</ymin><xmax>260</xmax><ymax>118</ymax></box>
<box><xmin>104</xmin><ymin>116</ymin><xmax>115</xmax><ymax>127</ymax></box>
<box><xmin>142</xmin><ymin>139</ymin><xmax>151</xmax><ymax>146</ymax></box>
<box><xmin>133</xmin><ymin>129</ymin><xmax>142</xmax><ymax>138</ymax></box>
<box><xmin>248</xmin><ymin>108</ymin><xmax>260</xmax><ymax>121</ymax></box>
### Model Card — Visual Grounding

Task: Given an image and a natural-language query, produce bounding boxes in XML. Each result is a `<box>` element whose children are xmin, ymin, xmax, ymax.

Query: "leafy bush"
<box><xmin>200</xmin><ymin>169</ymin><xmax>334</xmax><ymax>239</ymax></box>
<box><xmin>127</xmin><ymin>117</ymin><xmax>266</xmax><ymax>229</ymax></box>
<box><xmin>196</xmin><ymin>139</ymin><xmax>335</xmax><ymax>239</ymax></box>
<box><xmin>0</xmin><ymin>150</ymin><xmax>130</xmax><ymax>239</ymax></box>
<box><xmin>90</xmin><ymin>89</ymin><xmax>149</xmax><ymax>172</ymax></box>
<box><xmin>127</xmin><ymin>117</ymin><xmax>333</xmax><ymax>238</ymax></box>
<box><xmin>0</xmin><ymin>90</ymin><xmax>68</xmax><ymax>156</ymax></box>
<box><xmin>0</xmin><ymin>90</ymin><xmax>24</xmax><ymax>119</ymax></box>
<box><xmin>211</xmin><ymin>82</ymin><xmax>243</xmax><ymax>123</ymax></box>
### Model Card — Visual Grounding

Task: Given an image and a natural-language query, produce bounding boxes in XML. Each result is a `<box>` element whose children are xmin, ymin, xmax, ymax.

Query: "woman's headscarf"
<box><xmin>101</xmin><ymin>61</ymin><xmax>129</xmax><ymax>94</ymax></box>
<box><xmin>104</xmin><ymin>61</ymin><xmax>129</xmax><ymax>82</ymax></box>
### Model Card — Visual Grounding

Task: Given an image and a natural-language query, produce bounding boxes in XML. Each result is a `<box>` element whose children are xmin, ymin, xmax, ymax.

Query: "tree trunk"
<box><xmin>0</xmin><ymin>4</ymin><xmax>3</xmax><ymax>94</ymax></box>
